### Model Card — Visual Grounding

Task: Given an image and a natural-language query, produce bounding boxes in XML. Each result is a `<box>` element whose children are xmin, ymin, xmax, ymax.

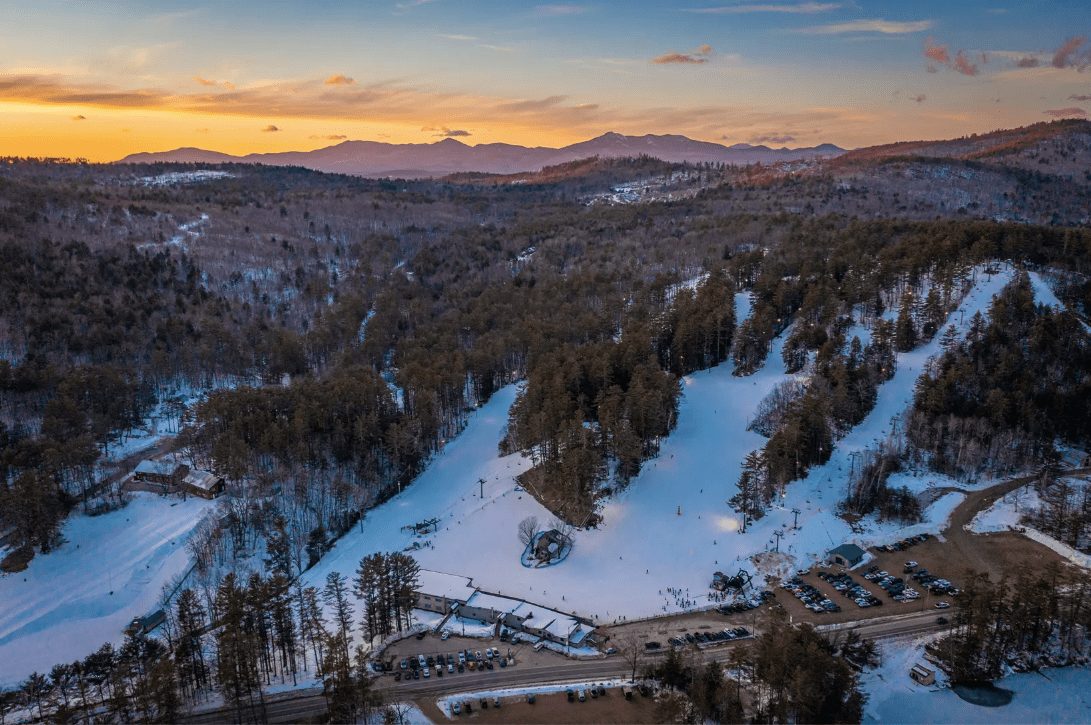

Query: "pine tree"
<box><xmin>323</xmin><ymin>571</ymin><xmax>354</xmax><ymax>663</ymax></box>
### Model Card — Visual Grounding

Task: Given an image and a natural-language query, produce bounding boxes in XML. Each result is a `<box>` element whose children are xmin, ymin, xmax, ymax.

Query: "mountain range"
<box><xmin>118</xmin><ymin>132</ymin><xmax>845</xmax><ymax>178</ymax></box>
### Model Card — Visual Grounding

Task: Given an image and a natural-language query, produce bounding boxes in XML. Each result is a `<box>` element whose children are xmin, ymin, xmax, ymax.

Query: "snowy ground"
<box><xmin>307</xmin><ymin>268</ymin><xmax>1015</xmax><ymax>628</ymax></box>
<box><xmin>0</xmin><ymin>494</ymin><xmax>213</xmax><ymax>686</ymax></box>
<box><xmin>137</xmin><ymin>170</ymin><xmax>233</xmax><ymax>186</ymax></box>
<box><xmin>862</xmin><ymin>637</ymin><xmax>1091</xmax><ymax>724</ymax></box>
<box><xmin>1029</xmin><ymin>269</ymin><xmax>1091</xmax><ymax>335</ymax></box>
<box><xmin>435</xmin><ymin>678</ymin><xmax>629</xmax><ymax>717</ymax></box>
<box><xmin>969</xmin><ymin>486</ymin><xmax>1040</xmax><ymax>534</ymax></box>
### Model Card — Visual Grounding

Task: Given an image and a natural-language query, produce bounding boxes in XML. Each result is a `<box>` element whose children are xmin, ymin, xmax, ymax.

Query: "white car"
<box><xmin>935</xmin><ymin>601</ymin><xmax>950</xmax><ymax>609</ymax></box>
<box><xmin>452</xmin><ymin>701</ymin><xmax>461</xmax><ymax>715</ymax></box>
<box><xmin>422</xmin><ymin>667</ymin><xmax>430</xmax><ymax>678</ymax></box>
<box><xmin>441</xmin><ymin>630</ymin><xmax>450</xmax><ymax>640</ymax></box>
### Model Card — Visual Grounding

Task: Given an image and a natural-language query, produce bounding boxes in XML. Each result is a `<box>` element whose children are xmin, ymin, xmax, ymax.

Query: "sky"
<box><xmin>2</xmin><ymin>1</ymin><xmax>1091</xmax><ymax>160</ymax></box>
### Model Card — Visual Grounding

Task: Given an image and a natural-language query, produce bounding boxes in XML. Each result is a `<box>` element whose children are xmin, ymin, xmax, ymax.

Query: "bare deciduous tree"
<box><xmin>517</xmin><ymin>516</ymin><xmax>539</xmax><ymax>547</ymax></box>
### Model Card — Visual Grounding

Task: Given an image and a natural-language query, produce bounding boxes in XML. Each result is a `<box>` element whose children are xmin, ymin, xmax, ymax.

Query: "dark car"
<box><xmin>567</xmin><ymin>689</ymin><xmax>575</xmax><ymax>702</ymax></box>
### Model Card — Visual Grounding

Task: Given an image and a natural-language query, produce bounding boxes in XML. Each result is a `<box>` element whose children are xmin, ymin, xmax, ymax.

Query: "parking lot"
<box><xmin>777</xmin><ymin>535</ymin><xmax>966</xmax><ymax>626</ymax></box>
<box><xmin>603</xmin><ymin>603</ymin><xmax>767</xmax><ymax>649</ymax></box>
<box><xmin>383</xmin><ymin>632</ymin><xmax>567</xmax><ymax>682</ymax></box>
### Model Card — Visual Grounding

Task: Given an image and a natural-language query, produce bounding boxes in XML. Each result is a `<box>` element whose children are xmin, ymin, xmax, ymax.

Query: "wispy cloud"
<box><xmin>535</xmin><ymin>4</ymin><xmax>586</xmax><ymax>16</ymax></box>
<box><xmin>652</xmin><ymin>44</ymin><xmax>715</xmax><ymax>64</ymax></box>
<box><xmin>437</xmin><ymin>33</ymin><xmax>477</xmax><ymax>41</ymax></box>
<box><xmin>71</xmin><ymin>114</ymin><xmax>87</xmax><ymax>121</ymax></box>
<box><xmin>1052</xmin><ymin>36</ymin><xmax>1091</xmax><ymax>70</ymax></box>
<box><xmin>394</xmin><ymin>0</ymin><xmax>436</xmax><ymax>10</ymax></box>
<box><xmin>1015</xmin><ymin>56</ymin><xmax>1040</xmax><ymax>68</ymax></box>
<box><xmin>750</xmin><ymin>133</ymin><xmax>796</xmax><ymax>143</ymax></box>
<box><xmin>1043</xmin><ymin>107</ymin><xmax>1087</xmax><ymax>117</ymax></box>
<box><xmin>923</xmin><ymin>38</ymin><xmax>950</xmax><ymax>65</ymax></box>
<box><xmin>193</xmin><ymin>76</ymin><xmax>235</xmax><ymax>90</ymax></box>
<box><xmin>1070</xmin><ymin>94</ymin><xmax>1091</xmax><ymax>101</ymax></box>
<box><xmin>310</xmin><ymin>134</ymin><xmax>348</xmax><ymax>140</ymax></box>
<box><xmin>324</xmin><ymin>74</ymin><xmax>356</xmax><ymax>86</ymax></box>
<box><xmin>803</xmin><ymin>18</ymin><xmax>932</xmax><ymax>35</ymax></box>
<box><xmin>923</xmin><ymin>38</ymin><xmax>984</xmax><ymax>76</ymax></box>
<box><xmin>261</xmin><ymin>124</ymin><xmax>280</xmax><ymax>132</ymax></box>
<box><xmin>421</xmin><ymin>125</ymin><xmax>471</xmax><ymax>137</ymax></box>
<box><xmin>688</xmin><ymin>2</ymin><xmax>840</xmax><ymax>14</ymax></box>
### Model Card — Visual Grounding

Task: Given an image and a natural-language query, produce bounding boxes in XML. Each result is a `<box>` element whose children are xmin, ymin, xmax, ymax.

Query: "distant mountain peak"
<box><xmin>117</xmin><ymin>131</ymin><xmax>846</xmax><ymax>178</ymax></box>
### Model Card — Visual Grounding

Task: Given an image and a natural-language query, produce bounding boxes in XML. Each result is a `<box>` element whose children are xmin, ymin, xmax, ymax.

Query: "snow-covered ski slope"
<box><xmin>0</xmin><ymin>494</ymin><xmax>213</xmax><ymax>686</ymax></box>
<box><xmin>309</xmin><ymin>267</ymin><xmax>1016</xmax><ymax>624</ymax></box>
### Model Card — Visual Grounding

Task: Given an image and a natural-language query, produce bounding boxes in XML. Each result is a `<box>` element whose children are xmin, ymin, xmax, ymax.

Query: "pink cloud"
<box><xmin>923</xmin><ymin>37</ymin><xmax>950</xmax><ymax>65</ymax></box>
<box><xmin>1052</xmin><ymin>36</ymin><xmax>1089</xmax><ymax>69</ymax></box>
<box><xmin>953</xmin><ymin>51</ymin><xmax>980</xmax><ymax>76</ymax></box>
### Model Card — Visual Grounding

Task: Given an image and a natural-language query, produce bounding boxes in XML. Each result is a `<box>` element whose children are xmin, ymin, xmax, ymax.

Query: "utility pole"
<box><xmin>773</xmin><ymin>530</ymin><xmax>784</xmax><ymax>553</ymax></box>
<box><xmin>479</xmin><ymin>478</ymin><xmax>485</xmax><ymax>499</ymax></box>
<box><xmin>791</xmin><ymin>508</ymin><xmax>801</xmax><ymax>530</ymax></box>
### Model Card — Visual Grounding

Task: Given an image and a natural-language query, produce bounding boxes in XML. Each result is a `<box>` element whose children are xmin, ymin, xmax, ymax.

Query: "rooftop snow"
<box><xmin>416</xmin><ymin>569</ymin><xmax>475</xmax><ymax>601</ymax></box>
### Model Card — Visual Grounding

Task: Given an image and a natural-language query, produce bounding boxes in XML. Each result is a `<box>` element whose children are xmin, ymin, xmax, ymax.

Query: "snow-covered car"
<box><xmin>452</xmin><ymin>701</ymin><xmax>461</xmax><ymax>715</ymax></box>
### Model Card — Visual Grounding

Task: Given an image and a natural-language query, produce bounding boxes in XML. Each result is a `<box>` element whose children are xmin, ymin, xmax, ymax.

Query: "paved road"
<box><xmin>182</xmin><ymin>608</ymin><xmax>950</xmax><ymax>724</ymax></box>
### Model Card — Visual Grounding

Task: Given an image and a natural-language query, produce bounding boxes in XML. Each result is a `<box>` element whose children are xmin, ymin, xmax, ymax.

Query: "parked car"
<box><xmin>441</xmin><ymin>630</ymin><xmax>450</xmax><ymax>640</ymax></box>
<box><xmin>451</xmin><ymin>701</ymin><xmax>461</xmax><ymax>716</ymax></box>
<box><xmin>527</xmin><ymin>694</ymin><xmax>536</xmax><ymax>704</ymax></box>
<box><xmin>422</xmin><ymin>667</ymin><xmax>430</xmax><ymax>678</ymax></box>
<box><xmin>578</xmin><ymin>689</ymin><xmax>586</xmax><ymax>702</ymax></box>
<box><xmin>566</xmin><ymin>689</ymin><xmax>574</xmax><ymax>702</ymax></box>
<box><xmin>935</xmin><ymin>601</ymin><xmax>951</xmax><ymax>609</ymax></box>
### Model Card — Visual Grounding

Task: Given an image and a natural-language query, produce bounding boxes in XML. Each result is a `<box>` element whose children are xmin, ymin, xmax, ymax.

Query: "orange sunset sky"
<box><xmin>2</xmin><ymin>1</ymin><xmax>1091</xmax><ymax>160</ymax></box>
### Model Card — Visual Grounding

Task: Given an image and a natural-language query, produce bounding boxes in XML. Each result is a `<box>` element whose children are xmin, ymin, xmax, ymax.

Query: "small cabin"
<box><xmin>828</xmin><ymin>543</ymin><xmax>866</xmax><ymax>568</ymax></box>
<box><xmin>910</xmin><ymin>663</ymin><xmax>935</xmax><ymax>686</ymax></box>
<box><xmin>182</xmin><ymin>470</ymin><xmax>226</xmax><ymax>499</ymax></box>
<box><xmin>133</xmin><ymin>458</ymin><xmax>188</xmax><ymax>487</ymax></box>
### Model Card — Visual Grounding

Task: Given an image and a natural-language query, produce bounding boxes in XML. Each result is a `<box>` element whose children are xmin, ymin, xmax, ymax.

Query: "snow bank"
<box><xmin>0</xmin><ymin>494</ymin><xmax>213</xmax><ymax>686</ymax></box>
<box><xmin>436</xmin><ymin>678</ymin><xmax>629</xmax><ymax>717</ymax></box>
<box><xmin>1021</xmin><ymin>528</ymin><xmax>1091</xmax><ymax>570</ymax></box>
